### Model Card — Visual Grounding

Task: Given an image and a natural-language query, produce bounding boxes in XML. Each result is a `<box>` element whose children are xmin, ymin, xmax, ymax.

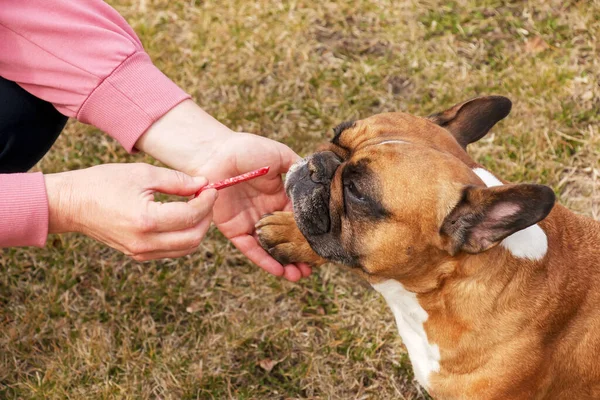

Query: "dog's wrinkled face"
<box><xmin>285</xmin><ymin>96</ymin><xmax>554</xmax><ymax>287</ymax></box>
<box><xmin>285</xmin><ymin>112</ymin><xmax>476</xmax><ymax>282</ymax></box>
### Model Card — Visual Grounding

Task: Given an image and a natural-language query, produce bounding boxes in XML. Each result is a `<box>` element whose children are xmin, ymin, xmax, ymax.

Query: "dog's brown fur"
<box><xmin>257</xmin><ymin>97</ymin><xmax>600</xmax><ymax>399</ymax></box>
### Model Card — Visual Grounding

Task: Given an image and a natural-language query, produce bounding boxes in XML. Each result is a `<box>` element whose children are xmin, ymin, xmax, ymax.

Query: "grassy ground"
<box><xmin>1</xmin><ymin>0</ymin><xmax>599</xmax><ymax>398</ymax></box>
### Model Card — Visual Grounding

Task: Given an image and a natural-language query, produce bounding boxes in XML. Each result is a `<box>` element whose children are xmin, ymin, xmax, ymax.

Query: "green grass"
<box><xmin>1</xmin><ymin>0</ymin><xmax>598</xmax><ymax>398</ymax></box>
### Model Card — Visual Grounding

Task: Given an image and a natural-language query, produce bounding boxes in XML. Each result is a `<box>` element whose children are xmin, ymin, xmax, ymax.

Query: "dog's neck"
<box><xmin>374</xmin><ymin>201</ymin><xmax>600</xmax><ymax>396</ymax></box>
<box><xmin>372</xmin><ymin>279</ymin><xmax>440</xmax><ymax>391</ymax></box>
<box><xmin>371</xmin><ymin>219</ymin><xmax>556</xmax><ymax>391</ymax></box>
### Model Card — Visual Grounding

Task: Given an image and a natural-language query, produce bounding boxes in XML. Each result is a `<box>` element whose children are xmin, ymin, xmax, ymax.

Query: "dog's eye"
<box><xmin>344</xmin><ymin>181</ymin><xmax>365</xmax><ymax>201</ymax></box>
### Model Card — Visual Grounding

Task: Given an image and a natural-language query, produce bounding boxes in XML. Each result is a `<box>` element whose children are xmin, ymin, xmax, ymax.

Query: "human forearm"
<box><xmin>135</xmin><ymin>100</ymin><xmax>236</xmax><ymax>175</ymax></box>
<box><xmin>44</xmin><ymin>172</ymin><xmax>77</xmax><ymax>235</ymax></box>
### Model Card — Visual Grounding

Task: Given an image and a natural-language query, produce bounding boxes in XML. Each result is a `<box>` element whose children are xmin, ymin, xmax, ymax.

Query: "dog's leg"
<box><xmin>256</xmin><ymin>212</ymin><xmax>326</xmax><ymax>266</ymax></box>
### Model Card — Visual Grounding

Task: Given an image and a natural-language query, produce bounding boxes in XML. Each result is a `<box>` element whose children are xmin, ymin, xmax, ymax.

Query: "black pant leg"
<box><xmin>0</xmin><ymin>77</ymin><xmax>68</xmax><ymax>173</ymax></box>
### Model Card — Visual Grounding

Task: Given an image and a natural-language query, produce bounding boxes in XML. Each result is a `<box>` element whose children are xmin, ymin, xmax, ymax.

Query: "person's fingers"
<box><xmin>230</xmin><ymin>235</ymin><xmax>285</xmax><ymax>277</ymax></box>
<box><xmin>276</xmin><ymin>142</ymin><xmax>302</xmax><ymax>173</ymax></box>
<box><xmin>282</xmin><ymin>265</ymin><xmax>302</xmax><ymax>282</ymax></box>
<box><xmin>188</xmin><ymin>188</ymin><xmax>218</xmax><ymax>207</ymax></box>
<box><xmin>297</xmin><ymin>263</ymin><xmax>312</xmax><ymax>277</ymax></box>
<box><xmin>283</xmin><ymin>201</ymin><xmax>294</xmax><ymax>212</ymax></box>
<box><xmin>248</xmin><ymin>231</ymin><xmax>311</xmax><ymax>279</ymax></box>
<box><xmin>147</xmin><ymin>166</ymin><xmax>208</xmax><ymax>196</ymax></box>
<box><xmin>140</xmin><ymin>214</ymin><xmax>212</xmax><ymax>253</ymax></box>
<box><xmin>132</xmin><ymin>246</ymin><xmax>199</xmax><ymax>262</ymax></box>
<box><xmin>149</xmin><ymin>189</ymin><xmax>217</xmax><ymax>232</ymax></box>
<box><xmin>230</xmin><ymin>236</ymin><xmax>307</xmax><ymax>281</ymax></box>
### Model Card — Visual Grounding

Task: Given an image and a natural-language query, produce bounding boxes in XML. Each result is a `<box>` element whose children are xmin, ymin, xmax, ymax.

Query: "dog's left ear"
<box><xmin>428</xmin><ymin>96</ymin><xmax>512</xmax><ymax>149</ymax></box>
<box><xmin>440</xmin><ymin>183</ymin><xmax>555</xmax><ymax>255</ymax></box>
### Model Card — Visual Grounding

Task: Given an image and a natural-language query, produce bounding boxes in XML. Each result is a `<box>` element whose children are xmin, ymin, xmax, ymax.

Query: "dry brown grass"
<box><xmin>1</xmin><ymin>0</ymin><xmax>599</xmax><ymax>399</ymax></box>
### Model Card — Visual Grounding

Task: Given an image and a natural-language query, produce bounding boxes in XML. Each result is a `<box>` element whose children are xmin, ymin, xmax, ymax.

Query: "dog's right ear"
<box><xmin>428</xmin><ymin>96</ymin><xmax>512</xmax><ymax>149</ymax></box>
<box><xmin>440</xmin><ymin>183</ymin><xmax>555</xmax><ymax>256</ymax></box>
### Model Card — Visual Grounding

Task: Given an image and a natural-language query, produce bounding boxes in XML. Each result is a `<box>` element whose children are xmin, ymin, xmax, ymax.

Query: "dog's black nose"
<box><xmin>308</xmin><ymin>151</ymin><xmax>342</xmax><ymax>185</ymax></box>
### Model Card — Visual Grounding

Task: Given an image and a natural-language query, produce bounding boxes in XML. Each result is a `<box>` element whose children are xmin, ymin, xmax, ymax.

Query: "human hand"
<box><xmin>190</xmin><ymin>132</ymin><xmax>313</xmax><ymax>281</ymax></box>
<box><xmin>45</xmin><ymin>163</ymin><xmax>217</xmax><ymax>261</ymax></box>
<box><xmin>136</xmin><ymin>100</ymin><xmax>312</xmax><ymax>281</ymax></box>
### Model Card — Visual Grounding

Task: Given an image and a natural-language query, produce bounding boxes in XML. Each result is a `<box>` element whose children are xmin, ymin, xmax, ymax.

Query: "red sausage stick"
<box><xmin>195</xmin><ymin>166</ymin><xmax>270</xmax><ymax>197</ymax></box>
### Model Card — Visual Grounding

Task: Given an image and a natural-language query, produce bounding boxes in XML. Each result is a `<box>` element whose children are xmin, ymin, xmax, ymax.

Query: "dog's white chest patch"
<box><xmin>372</xmin><ymin>280</ymin><xmax>440</xmax><ymax>390</ymax></box>
<box><xmin>473</xmin><ymin>168</ymin><xmax>548</xmax><ymax>260</ymax></box>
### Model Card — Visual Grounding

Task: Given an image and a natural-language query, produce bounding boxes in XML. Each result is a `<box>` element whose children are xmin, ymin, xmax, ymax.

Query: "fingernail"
<box><xmin>194</xmin><ymin>176</ymin><xmax>208</xmax><ymax>186</ymax></box>
<box><xmin>199</xmin><ymin>188</ymin><xmax>218</xmax><ymax>201</ymax></box>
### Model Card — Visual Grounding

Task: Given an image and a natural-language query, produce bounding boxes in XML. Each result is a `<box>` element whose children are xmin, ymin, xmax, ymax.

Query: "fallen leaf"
<box><xmin>524</xmin><ymin>36</ymin><xmax>549</xmax><ymax>53</ymax></box>
<box><xmin>258</xmin><ymin>358</ymin><xmax>279</xmax><ymax>372</ymax></box>
<box><xmin>186</xmin><ymin>302</ymin><xmax>202</xmax><ymax>313</ymax></box>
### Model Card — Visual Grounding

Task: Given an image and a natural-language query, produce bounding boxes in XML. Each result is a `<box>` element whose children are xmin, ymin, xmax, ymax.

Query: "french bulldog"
<box><xmin>256</xmin><ymin>96</ymin><xmax>600</xmax><ymax>399</ymax></box>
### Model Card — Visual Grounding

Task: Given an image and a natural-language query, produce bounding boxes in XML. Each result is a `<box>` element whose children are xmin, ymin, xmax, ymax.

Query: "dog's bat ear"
<box><xmin>440</xmin><ymin>183</ymin><xmax>555</xmax><ymax>256</ymax></box>
<box><xmin>428</xmin><ymin>96</ymin><xmax>512</xmax><ymax>149</ymax></box>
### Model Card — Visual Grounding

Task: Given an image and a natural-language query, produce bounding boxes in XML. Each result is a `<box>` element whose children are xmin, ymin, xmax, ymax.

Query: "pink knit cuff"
<box><xmin>77</xmin><ymin>51</ymin><xmax>191</xmax><ymax>152</ymax></box>
<box><xmin>0</xmin><ymin>172</ymin><xmax>48</xmax><ymax>248</ymax></box>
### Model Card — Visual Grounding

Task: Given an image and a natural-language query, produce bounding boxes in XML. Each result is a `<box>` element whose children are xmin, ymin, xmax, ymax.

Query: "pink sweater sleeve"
<box><xmin>0</xmin><ymin>173</ymin><xmax>49</xmax><ymax>247</ymax></box>
<box><xmin>0</xmin><ymin>0</ymin><xmax>191</xmax><ymax>248</ymax></box>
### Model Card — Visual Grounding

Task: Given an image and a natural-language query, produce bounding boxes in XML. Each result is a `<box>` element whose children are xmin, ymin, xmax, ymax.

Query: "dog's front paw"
<box><xmin>256</xmin><ymin>212</ymin><xmax>326</xmax><ymax>266</ymax></box>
